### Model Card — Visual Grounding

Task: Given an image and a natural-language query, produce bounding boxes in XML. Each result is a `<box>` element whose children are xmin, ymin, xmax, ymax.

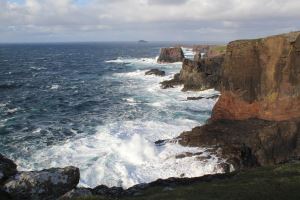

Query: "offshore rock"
<box><xmin>145</xmin><ymin>69</ymin><xmax>166</xmax><ymax>76</ymax></box>
<box><xmin>3</xmin><ymin>166</ymin><xmax>80</xmax><ymax>200</ymax></box>
<box><xmin>212</xmin><ymin>31</ymin><xmax>300</xmax><ymax>121</ymax></box>
<box><xmin>157</xmin><ymin>47</ymin><xmax>184</xmax><ymax>63</ymax></box>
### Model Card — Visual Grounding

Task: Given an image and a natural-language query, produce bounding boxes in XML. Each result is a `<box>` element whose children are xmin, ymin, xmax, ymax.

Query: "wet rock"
<box><xmin>160</xmin><ymin>73</ymin><xmax>182</xmax><ymax>89</ymax></box>
<box><xmin>59</xmin><ymin>188</ymin><xmax>92</xmax><ymax>200</ymax></box>
<box><xmin>145</xmin><ymin>69</ymin><xmax>166</xmax><ymax>76</ymax></box>
<box><xmin>3</xmin><ymin>166</ymin><xmax>80</xmax><ymax>200</ymax></box>
<box><xmin>157</xmin><ymin>47</ymin><xmax>184</xmax><ymax>63</ymax></box>
<box><xmin>187</xmin><ymin>95</ymin><xmax>220</xmax><ymax>101</ymax></box>
<box><xmin>0</xmin><ymin>154</ymin><xmax>17</xmax><ymax>184</ymax></box>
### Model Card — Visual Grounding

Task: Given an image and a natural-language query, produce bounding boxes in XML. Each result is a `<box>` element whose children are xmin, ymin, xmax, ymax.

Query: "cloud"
<box><xmin>0</xmin><ymin>0</ymin><xmax>300</xmax><ymax>42</ymax></box>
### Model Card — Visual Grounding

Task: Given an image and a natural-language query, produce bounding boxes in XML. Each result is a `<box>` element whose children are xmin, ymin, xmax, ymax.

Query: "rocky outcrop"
<box><xmin>0</xmin><ymin>154</ymin><xmax>17</xmax><ymax>184</ymax></box>
<box><xmin>145</xmin><ymin>69</ymin><xmax>166</xmax><ymax>76</ymax></box>
<box><xmin>178</xmin><ymin>118</ymin><xmax>300</xmax><ymax>169</ymax></box>
<box><xmin>0</xmin><ymin>154</ymin><xmax>80</xmax><ymax>200</ymax></box>
<box><xmin>212</xmin><ymin>32</ymin><xmax>300</xmax><ymax>121</ymax></box>
<box><xmin>160</xmin><ymin>73</ymin><xmax>182</xmax><ymax>89</ymax></box>
<box><xmin>177</xmin><ymin>31</ymin><xmax>300</xmax><ymax>170</ymax></box>
<box><xmin>161</xmin><ymin>56</ymin><xmax>224</xmax><ymax>91</ymax></box>
<box><xmin>3</xmin><ymin>167</ymin><xmax>80</xmax><ymax>200</ymax></box>
<box><xmin>157</xmin><ymin>47</ymin><xmax>184</xmax><ymax>63</ymax></box>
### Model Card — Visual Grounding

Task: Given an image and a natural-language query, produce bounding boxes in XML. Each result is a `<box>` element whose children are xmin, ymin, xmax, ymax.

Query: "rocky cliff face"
<box><xmin>212</xmin><ymin>32</ymin><xmax>300</xmax><ymax>121</ymax></box>
<box><xmin>157</xmin><ymin>47</ymin><xmax>185</xmax><ymax>63</ymax></box>
<box><xmin>178</xmin><ymin>31</ymin><xmax>300</xmax><ymax>169</ymax></box>
<box><xmin>160</xmin><ymin>55</ymin><xmax>224</xmax><ymax>91</ymax></box>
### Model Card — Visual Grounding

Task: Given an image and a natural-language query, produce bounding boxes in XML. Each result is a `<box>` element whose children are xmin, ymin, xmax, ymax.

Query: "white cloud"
<box><xmin>0</xmin><ymin>0</ymin><xmax>300</xmax><ymax>42</ymax></box>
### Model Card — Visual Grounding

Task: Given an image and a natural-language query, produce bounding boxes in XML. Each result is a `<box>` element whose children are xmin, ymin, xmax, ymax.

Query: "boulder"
<box><xmin>212</xmin><ymin>31</ymin><xmax>300</xmax><ymax>121</ymax></box>
<box><xmin>145</xmin><ymin>69</ymin><xmax>166</xmax><ymax>76</ymax></box>
<box><xmin>3</xmin><ymin>166</ymin><xmax>80</xmax><ymax>200</ymax></box>
<box><xmin>157</xmin><ymin>47</ymin><xmax>184</xmax><ymax>63</ymax></box>
<box><xmin>0</xmin><ymin>154</ymin><xmax>17</xmax><ymax>184</ymax></box>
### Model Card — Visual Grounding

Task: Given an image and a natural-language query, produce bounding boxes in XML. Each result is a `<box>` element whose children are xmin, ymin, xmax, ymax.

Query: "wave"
<box><xmin>105</xmin><ymin>57</ymin><xmax>158</xmax><ymax>65</ymax></box>
<box><xmin>17</xmin><ymin>119</ymin><xmax>225</xmax><ymax>189</ymax></box>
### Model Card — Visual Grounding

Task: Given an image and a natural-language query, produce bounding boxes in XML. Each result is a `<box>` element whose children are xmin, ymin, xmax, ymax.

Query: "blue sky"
<box><xmin>1</xmin><ymin>0</ymin><xmax>300</xmax><ymax>43</ymax></box>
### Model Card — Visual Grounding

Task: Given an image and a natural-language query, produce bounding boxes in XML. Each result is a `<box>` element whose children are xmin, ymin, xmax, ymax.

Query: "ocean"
<box><xmin>0</xmin><ymin>42</ymin><xmax>222</xmax><ymax>188</ymax></box>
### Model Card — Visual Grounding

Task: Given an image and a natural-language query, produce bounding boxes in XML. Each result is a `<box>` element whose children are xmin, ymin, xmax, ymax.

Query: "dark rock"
<box><xmin>0</xmin><ymin>154</ymin><xmax>17</xmax><ymax>184</ymax></box>
<box><xmin>178</xmin><ymin>118</ymin><xmax>300</xmax><ymax>169</ymax></box>
<box><xmin>59</xmin><ymin>188</ymin><xmax>92</xmax><ymax>200</ymax></box>
<box><xmin>145</xmin><ymin>69</ymin><xmax>165</xmax><ymax>76</ymax></box>
<box><xmin>157</xmin><ymin>47</ymin><xmax>184</xmax><ymax>63</ymax></box>
<box><xmin>3</xmin><ymin>166</ymin><xmax>80</xmax><ymax>200</ymax></box>
<box><xmin>160</xmin><ymin>56</ymin><xmax>224</xmax><ymax>91</ymax></box>
<box><xmin>187</xmin><ymin>95</ymin><xmax>220</xmax><ymax>101</ymax></box>
<box><xmin>92</xmin><ymin>185</ymin><xmax>124</xmax><ymax>197</ymax></box>
<box><xmin>187</xmin><ymin>96</ymin><xmax>205</xmax><ymax>100</ymax></box>
<box><xmin>160</xmin><ymin>73</ymin><xmax>182</xmax><ymax>89</ymax></box>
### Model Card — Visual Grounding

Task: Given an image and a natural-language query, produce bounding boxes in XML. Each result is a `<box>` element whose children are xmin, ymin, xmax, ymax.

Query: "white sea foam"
<box><xmin>182</xmin><ymin>47</ymin><xmax>195</xmax><ymax>59</ymax></box>
<box><xmin>50</xmin><ymin>84</ymin><xmax>60</xmax><ymax>90</ymax></box>
<box><xmin>18</xmin><ymin>120</ymin><xmax>225</xmax><ymax>189</ymax></box>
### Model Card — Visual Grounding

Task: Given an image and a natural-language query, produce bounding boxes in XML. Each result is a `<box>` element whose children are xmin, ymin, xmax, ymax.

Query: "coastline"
<box><xmin>1</xmin><ymin>31</ymin><xmax>300</xmax><ymax>199</ymax></box>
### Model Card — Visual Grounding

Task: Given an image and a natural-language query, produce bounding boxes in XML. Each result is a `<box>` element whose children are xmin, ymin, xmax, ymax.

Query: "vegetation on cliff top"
<box><xmin>78</xmin><ymin>162</ymin><xmax>300</xmax><ymax>200</ymax></box>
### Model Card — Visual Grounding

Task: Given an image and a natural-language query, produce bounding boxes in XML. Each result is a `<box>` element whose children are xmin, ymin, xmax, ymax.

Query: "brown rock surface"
<box><xmin>157</xmin><ymin>47</ymin><xmax>184</xmax><ymax>63</ymax></box>
<box><xmin>212</xmin><ymin>32</ymin><xmax>300</xmax><ymax>121</ymax></box>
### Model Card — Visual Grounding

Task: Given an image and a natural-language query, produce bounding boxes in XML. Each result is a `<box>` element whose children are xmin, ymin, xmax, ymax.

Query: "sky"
<box><xmin>0</xmin><ymin>0</ymin><xmax>300</xmax><ymax>43</ymax></box>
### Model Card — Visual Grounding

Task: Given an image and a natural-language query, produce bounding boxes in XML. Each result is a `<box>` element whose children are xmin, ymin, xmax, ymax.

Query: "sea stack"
<box><xmin>157</xmin><ymin>47</ymin><xmax>185</xmax><ymax>63</ymax></box>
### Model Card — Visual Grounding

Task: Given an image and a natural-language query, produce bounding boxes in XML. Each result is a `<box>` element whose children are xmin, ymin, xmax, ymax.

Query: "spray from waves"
<box><xmin>17</xmin><ymin>120</ymin><xmax>226</xmax><ymax>189</ymax></box>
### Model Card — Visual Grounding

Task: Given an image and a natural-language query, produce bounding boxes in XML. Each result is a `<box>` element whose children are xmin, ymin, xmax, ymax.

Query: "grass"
<box><xmin>78</xmin><ymin>162</ymin><xmax>300</xmax><ymax>200</ymax></box>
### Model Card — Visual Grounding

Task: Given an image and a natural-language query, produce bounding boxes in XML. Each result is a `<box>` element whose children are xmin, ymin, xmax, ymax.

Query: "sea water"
<box><xmin>0</xmin><ymin>42</ymin><xmax>222</xmax><ymax>188</ymax></box>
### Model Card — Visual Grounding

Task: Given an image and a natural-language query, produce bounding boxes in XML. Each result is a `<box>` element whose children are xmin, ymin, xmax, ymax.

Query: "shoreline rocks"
<box><xmin>145</xmin><ymin>69</ymin><xmax>166</xmax><ymax>76</ymax></box>
<box><xmin>3</xmin><ymin>167</ymin><xmax>80</xmax><ymax>200</ymax></box>
<box><xmin>157</xmin><ymin>47</ymin><xmax>185</xmax><ymax>63</ymax></box>
<box><xmin>160</xmin><ymin>55</ymin><xmax>224</xmax><ymax>91</ymax></box>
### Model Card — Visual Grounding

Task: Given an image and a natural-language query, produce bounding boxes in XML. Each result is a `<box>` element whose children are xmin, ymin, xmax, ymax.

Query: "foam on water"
<box><xmin>18</xmin><ymin>119</ymin><xmax>225</xmax><ymax>189</ymax></box>
<box><xmin>15</xmin><ymin>46</ymin><xmax>223</xmax><ymax>189</ymax></box>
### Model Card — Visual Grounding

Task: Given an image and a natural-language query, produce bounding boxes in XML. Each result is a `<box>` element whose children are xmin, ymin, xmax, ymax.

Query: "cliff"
<box><xmin>177</xmin><ymin>31</ymin><xmax>300</xmax><ymax>169</ymax></box>
<box><xmin>212</xmin><ymin>32</ymin><xmax>300</xmax><ymax>121</ymax></box>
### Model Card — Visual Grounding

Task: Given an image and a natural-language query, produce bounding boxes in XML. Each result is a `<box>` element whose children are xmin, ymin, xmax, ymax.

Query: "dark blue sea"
<box><xmin>0</xmin><ymin>42</ymin><xmax>221</xmax><ymax>188</ymax></box>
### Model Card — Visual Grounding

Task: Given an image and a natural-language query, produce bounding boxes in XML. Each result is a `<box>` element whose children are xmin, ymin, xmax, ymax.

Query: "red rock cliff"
<box><xmin>212</xmin><ymin>32</ymin><xmax>300</xmax><ymax>121</ymax></box>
